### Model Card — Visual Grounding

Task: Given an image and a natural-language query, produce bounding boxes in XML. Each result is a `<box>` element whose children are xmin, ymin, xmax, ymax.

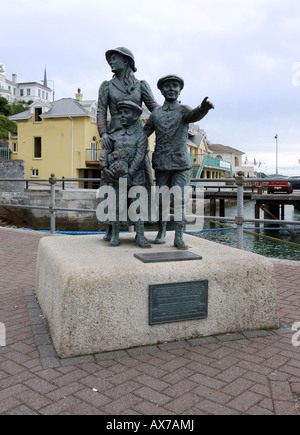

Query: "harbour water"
<box><xmin>189</xmin><ymin>200</ymin><xmax>300</xmax><ymax>262</ymax></box>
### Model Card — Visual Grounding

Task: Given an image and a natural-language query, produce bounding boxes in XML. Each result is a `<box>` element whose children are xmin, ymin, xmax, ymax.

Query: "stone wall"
<box><xmin>0</xmin><ymin>188</ymin><xmax>100</xmax><ymax>231</ymax></box>
<box><xmin>0</xmin><ymin>160</ymin><xmax>25</xmax><ymax>193</ymax></box>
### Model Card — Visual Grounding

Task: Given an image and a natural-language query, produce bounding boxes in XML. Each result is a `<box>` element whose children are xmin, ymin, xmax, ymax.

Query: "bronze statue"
<box><xmin>99</xmin><ymin>100</ymin><xmax>151</xmax><ymax>248</ymax></box>
<box><xmin>144</xmin><ymin>74</ymin><xmax>214</xmax><ymax>250</ymax></box>
<box><xmin>97</xmin><ymin>47</ymin><xmax>158</xmax><ymax>242</ymax></box>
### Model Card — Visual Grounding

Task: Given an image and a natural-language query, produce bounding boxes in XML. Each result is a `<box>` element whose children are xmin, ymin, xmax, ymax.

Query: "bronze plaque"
<box><xmin>134</xmin><ymin>251</ymin><xmax>202</xmax><ymax>263</ymax></box>
<box><xmin>149</xmin><ymin>280</ymin><xmax>208</xmax><ymax>325</ymax></box>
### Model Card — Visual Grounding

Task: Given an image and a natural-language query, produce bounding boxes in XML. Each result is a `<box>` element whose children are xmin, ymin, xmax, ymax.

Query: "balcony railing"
<box><xmin>85</xmin><ymin>148</ymin><xmax>100</xmax><ymax>163</ymax></box>
<box><xmin>0</xmin><ymin>147</ymin><xmax>10</xmax><ymax>160</ymax></box>
<box><xmin>190</xmin><ymin>154</ymin><xmax>231</xmax><ymax>169</ymax></box>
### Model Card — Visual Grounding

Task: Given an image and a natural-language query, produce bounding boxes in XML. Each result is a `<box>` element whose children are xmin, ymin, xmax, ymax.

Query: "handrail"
<box><xmin>1</xmin><ymin>177</ymin><xmax>300</xmax><ymax>183</ymax></box>
<box><xmin>0</xmin><ymin>173</ymin><xmax>299</xmax><ymax>247</ymax></box>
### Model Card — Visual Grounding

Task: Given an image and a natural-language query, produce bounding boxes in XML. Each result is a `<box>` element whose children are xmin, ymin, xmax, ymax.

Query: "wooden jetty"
<box><xmin>198</xmin><ymin>188</ymin><xmax>300</xmax><ymax>219</ymax></box>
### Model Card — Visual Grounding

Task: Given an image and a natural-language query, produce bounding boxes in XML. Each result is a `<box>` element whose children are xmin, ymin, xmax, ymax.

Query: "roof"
<box><xmin>209</xmin><ymin>144</ymin><xmax>244</xmax><ymax>154</ymax></box>
<box><xmin>40</xmin><ymin>98</ymin><xmax>91</xmax><ymax>118</ymax></box>
<box><xmin>188</xmin><ymin>133</ymin><xmax>205</xmax><ymax>147</ymax></box>
<box><xmin>9</xmin><ymin>110</ymin><xmax>31</xmax><ymax>121</ymax></box>
<box><xmin>17</xmin><ymin>82</ymin><xmax>52</xmax><ymax>90</ymax></box>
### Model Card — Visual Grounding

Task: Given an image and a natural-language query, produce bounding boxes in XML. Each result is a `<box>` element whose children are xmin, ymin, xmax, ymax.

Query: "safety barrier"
<box><xmin>0</xmin><ymin>172</ymin><xmax>300</xmax><ymax>250</ymax></box>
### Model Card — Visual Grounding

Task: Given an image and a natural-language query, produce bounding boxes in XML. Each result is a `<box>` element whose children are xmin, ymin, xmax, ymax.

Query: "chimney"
<box><xmin>12</xmin><ymin>74</ymin><xmax>17</xmax><ymax>84</ymax></box>
<box><xmin>75</xmin><ymin>88</ymin><xmax>83</xmax><ymax>101</ymax></box>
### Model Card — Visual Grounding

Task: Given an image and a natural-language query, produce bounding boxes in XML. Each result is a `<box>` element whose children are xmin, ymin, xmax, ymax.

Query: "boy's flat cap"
<box><xmin>157</xmin><ymin>75</ymin><xmax>184</xmax><ymax>90</ymax></box>
<box><xmin>116</xmin><ymin>100</ymin><xmax>143</xmax><ymax>115</ymax></box>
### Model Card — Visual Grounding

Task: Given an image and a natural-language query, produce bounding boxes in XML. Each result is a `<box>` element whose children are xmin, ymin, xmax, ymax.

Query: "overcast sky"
<box><xmin>2</xmin><ymin>0</ymin><xmax>300</xmax><ymax>175</ymax></box>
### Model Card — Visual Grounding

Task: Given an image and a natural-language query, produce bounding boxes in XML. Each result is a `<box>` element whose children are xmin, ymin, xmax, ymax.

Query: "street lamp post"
<box><xmin>275</xmin><ymin>134</ymin><xmax>278</xmax><ymax>175</ymax></box>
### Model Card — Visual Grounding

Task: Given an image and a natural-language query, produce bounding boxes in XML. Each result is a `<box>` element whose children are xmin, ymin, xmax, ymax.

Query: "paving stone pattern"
<box><xmin>0</xmin><ymin>227</ymin><xmax>299</xmax><ymax>415</ymax></box>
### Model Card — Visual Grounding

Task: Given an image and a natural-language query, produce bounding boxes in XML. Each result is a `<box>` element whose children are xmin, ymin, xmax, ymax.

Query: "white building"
<box><xmin>208</xmin><ymin>144</ymin><xmax>255</xmax><ymax>177</ymax></box>
<box><xmin>0</xmin><ymin>63</ymin><xmax>53</xmax><ymax>104</ymax></box>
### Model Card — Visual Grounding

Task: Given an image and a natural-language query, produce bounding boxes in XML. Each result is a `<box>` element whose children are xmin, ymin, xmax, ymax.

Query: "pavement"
<box><xmin>0</xmin><ymin>226</ymin><xmax>299</xmax><ymax>415</ymax></box>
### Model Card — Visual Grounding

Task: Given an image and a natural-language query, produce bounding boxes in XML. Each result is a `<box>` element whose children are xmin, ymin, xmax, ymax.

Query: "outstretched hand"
<box><xmin>200</xmin><ymin>97</ymin><xmax>214</xmax><ymax>112</ymax></box>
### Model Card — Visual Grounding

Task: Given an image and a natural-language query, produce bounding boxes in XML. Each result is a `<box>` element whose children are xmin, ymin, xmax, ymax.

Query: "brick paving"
<box><xmin>0</xmin><ymin>227</ymin><xmax>300</xmax><ymax>415</ymax></box>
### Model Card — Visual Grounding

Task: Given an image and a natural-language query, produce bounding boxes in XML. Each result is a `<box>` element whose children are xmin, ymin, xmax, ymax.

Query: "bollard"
<box><xmin>49</xmin><ymin>173</ymin><xmax>57</xmax><ymax>234</ymax></box>
<box><xmin>235</xmin><ymin>171</ymin><xmax>244</xmax><ymax>250</ymax></box>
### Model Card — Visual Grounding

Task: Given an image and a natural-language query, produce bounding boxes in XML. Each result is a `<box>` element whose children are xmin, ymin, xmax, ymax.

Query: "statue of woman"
<box><xmin>97</xmin><ymin>47</ymin><xmax>158</xmax><ymax>241</ymax></box>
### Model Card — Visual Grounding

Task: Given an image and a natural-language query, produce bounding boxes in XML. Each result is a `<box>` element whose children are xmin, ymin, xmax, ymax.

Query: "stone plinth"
<box><xmin>35</xmin><ymin>232</ymin><xmax>279</xmax><ymax>358</ymax></box>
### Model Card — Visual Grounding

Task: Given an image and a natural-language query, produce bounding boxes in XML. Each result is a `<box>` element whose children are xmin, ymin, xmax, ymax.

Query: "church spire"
<box><xmin>43</xmin><ymin>67</ymin><xmax>48</xmax><ymax>88</ymax></box>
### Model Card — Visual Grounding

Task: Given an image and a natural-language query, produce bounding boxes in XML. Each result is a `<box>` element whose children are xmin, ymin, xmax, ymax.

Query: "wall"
<box><xmin>0</xmin><ymin>160</ymin><xmax>25</xmax><ymax>193</ymax></box>
<box><xmin>0</xmin><ymin>188</ymin><xmax>99</xmax><ymax>231</ymax></box>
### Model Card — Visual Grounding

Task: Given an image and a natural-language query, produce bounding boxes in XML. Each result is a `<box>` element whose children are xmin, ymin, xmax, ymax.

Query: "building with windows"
<box><xmin>188</xmin><ymin>127</ymin><xmax>232</xmax><ymax>180</ymax></box>
<box><xmin>8</xmin><ymin>92</ymin><xmax>100</xmax><ymax>185</ymax></box>
<box><xmin>208</xmin><ymin>144</ymin><xmax>254</xmax><ymax>177</ymax></box>
<box><xmin>0</xmin><ymin>63</ymin><xmax>53</xmax><ymax>104</ymax></box>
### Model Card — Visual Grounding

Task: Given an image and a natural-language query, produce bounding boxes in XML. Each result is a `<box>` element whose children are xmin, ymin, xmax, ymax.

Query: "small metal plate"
<box><xmin>134</xmin><ymin>251</ymin><xmax>202</xmax><ymax>263</ymax></box>
<box><xmin>149</xmin><ymin>280</ymin><xmax>208</xmax><ymax>325</ymax></box>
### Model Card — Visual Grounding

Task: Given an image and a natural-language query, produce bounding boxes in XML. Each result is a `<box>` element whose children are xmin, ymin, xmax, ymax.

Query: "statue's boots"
<box><xmin>103</xmin><ymin>225</ymin><xmax>112</xmax><ymax>241</ymax></box>
<box><xmin>135</xmin><ymin>221</ymin><xmax>152</xmax><ymax>248</ymax></box>
<box><xmin>174</xmin><ymin>222</ymin><xmax>188</xmax><ymax>250</ymax></box>
<box><xmin>154</xmin><ymin>222</ymin><xmax>167</xmax><ymax>245</ymax></box>
<box><xmin>110</xmin><ymin>223</ymin><xmax>120</xmax><ymax>247</ymax></box>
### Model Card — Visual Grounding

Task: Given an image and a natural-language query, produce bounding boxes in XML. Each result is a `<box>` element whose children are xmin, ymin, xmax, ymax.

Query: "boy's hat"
<box><xmin>117</xmin><ymin>100</ymin><xmax>143</xmax><ymax>116</ymax></box>
<box><xmin>157</xmin><ymin>74</ymin><xmax>184</xmax><ymax>91</ymax></box>
<box><xmin>105</xmin><ymin>47</ymin><xmax>137</xmax><ymax>72</ymax></box>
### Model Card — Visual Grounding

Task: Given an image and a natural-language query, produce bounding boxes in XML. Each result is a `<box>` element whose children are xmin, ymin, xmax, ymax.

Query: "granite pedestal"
<box><xmin>35</xmin><ymin>232</ymin><xmax>279</xmax><ymax>358</ymax></box>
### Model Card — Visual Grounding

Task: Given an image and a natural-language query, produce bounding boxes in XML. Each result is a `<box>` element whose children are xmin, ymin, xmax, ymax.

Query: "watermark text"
<box><xmin>96</xmin><ymin>179</ymin><xmax>204</xmax><ymax>231</ymax></box>
<box><xmin>0</xmin><ymin>322</ymin><xmax>6</xmax><ymax>347</ymax></box>
<box><xmin>292</xmin><ymin>322</ymin><xmax>300</xmax><ymax>347</ymax></box>
<box><xmin>291</xmin><ymin>62</ymin><xmax>300</xmax><ymax>87</ymax></box>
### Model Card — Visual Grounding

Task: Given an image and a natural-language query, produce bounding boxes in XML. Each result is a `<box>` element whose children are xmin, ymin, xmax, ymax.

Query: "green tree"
<box><xmin>10</xmin><ymin>99</ymin><xmax>33</xmax><ymax>115</ymax></box>
<box><xmin>10</xmin><ymin>102</ymin><xmax>29</xmax><ymax>115</ymax></box>
<box><xmin>0</xmin><ymin>115</ymin><xmax>17</xmax><ymax>139</ymax></box>
<box><xmin>0</xmin><ymin>97</ymin><xmax>11</xmax><ymax>116</ymax></box>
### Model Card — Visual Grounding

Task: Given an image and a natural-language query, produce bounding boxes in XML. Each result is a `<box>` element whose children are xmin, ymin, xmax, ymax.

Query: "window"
<box><xmin>31</xmin><ymin>169</ymin><xmax>39</xmax><ymax>177</ymax></box>
<box><xmin>12</xmin><ymin>142</ymin><xmax>18</xmax><ymax>153</ymax></box>
<box><xmin>34</xmin><ymin>137</ymin><xmax>42</xmax><ymax>158</ymax></box>
<box><xmin>27</xmin><ymin>88</ymin><xmax>31</xmax><ymax>96</ymax></box>
<box><xmin>20</xmin><ymin>89</ymin><xmax>24</xmax><ymax>97</ymax></box>
<box><xmin>34</xmin><ymin>108</ymin><xmax>42</xmax><ymax>122</ymax></box>
<box><xmin>38</xmin><ymin>89</ymin><xmax>41</xmax><ymax>97</ymax></box>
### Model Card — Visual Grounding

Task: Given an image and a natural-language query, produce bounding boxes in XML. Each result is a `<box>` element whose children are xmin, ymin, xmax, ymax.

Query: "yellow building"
<box><xmin>8</xmin><ymin>92</ymin><xmax>101</xmax><ymax>186</ymax></box>
<box><xmin>8</xmin><ymin>93</ymin><xmax>156</xmax><ymax>188</ymax></box>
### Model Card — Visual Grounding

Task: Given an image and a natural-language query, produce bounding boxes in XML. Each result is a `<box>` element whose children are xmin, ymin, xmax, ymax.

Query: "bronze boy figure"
<box><xmin>144</xmin><ymin>75</ymin><xmax>214</xmax><ymax>250</ymax></box>
<box><xmin>100</xmin><ymin>100</ymin><xmax>151</xmax><ymax>248</ymax></box>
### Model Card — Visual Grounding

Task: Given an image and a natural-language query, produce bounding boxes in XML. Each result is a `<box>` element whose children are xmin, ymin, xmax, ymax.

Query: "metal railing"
<box><xmin>85</xmin><ymin>148</ymin><xmax>100</xmax><ymax>162</ymax></box>
<box><xmin>189</xmin><ymin>154</ymin><xmax>231</xmax><ymax>169</ymax></box>
<box><xmin>0</xmin><ymin>147</ymin><xmax>10</xmax><ymax>160</ymax></box>
<box><xmin>0</xmin><ymin>172</ymin><xmax>300</xmax><ymax>250</ymax></box>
